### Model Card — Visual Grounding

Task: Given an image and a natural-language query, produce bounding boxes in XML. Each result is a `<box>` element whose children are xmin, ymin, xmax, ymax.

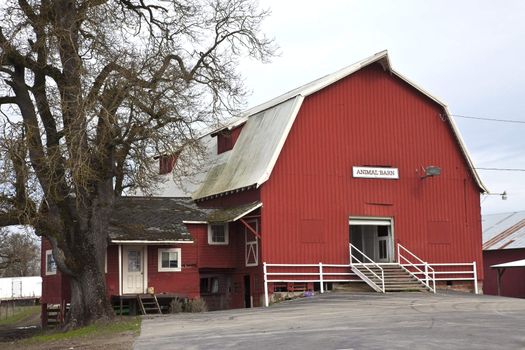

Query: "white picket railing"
<box><xmin>263</xmin><ymin>262</ymin><xmax>360</xmax><ymax>307</ymax></box>
<box><xmin>262</xmin><ymin>244</ymin><xmax>480</xmax><ymax>307</ymax></box>
<box><xmin>405</xmin><ymin>262</ymin><xmax>478</xmax><ymax>295</ymax></box>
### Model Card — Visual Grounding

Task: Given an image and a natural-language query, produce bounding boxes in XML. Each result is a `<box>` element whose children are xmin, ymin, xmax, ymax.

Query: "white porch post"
<box><xmin>263</xmin><ymin>262</ymin><xmax>269</xmax><ymax>307</ymax></box>
<box><xmin>473</xmin><ymin>261</ymin><xmax>478</xmax><ymax>295</ymax></box>
<box><xmin>143</xmin><ymin>246</ymin><xmax>148</xmax><ymax>294</ymax></box>
<box><xmin>424</xmin><ymin>263</ymin><xmax>429</xmax><ymax>287</ymax></box>
<box><xmin>319</xmin><ymin>262</ymin><xmax>324</xmax><ymax>293</ymax></box>
<box><xmin>118</xmin><ymin>245</ymin><xmax>122</xmax><ymax>296</ymax></box>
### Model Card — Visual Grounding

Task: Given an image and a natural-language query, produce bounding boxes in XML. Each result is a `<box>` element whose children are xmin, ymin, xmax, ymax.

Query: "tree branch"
<box><xmin>0</xmin><ymin>96</ymin><xmax>16</xmax><ymax>105</ymax></box>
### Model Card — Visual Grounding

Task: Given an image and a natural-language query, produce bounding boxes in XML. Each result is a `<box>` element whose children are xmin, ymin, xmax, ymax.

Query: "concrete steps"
<box><xmin>351</xmin><ymin>264</ymin><xmax>430</xmax><ymax>292</ymax></box>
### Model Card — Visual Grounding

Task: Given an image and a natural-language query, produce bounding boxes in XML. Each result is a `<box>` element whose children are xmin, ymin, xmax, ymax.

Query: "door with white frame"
<box><xmin>349</xmin><ymin>217</ymin><xmax>394</xmax><ymax>263</ymax></box>
<box><xmin>376</xmin><ymin>226</ymin><xmax>391</xmax><ymax>263</ymax></box>
<box><xmin>122</xmin><ymin>246</ymin><xmax>145</xmax><ymax>294</ymax></box>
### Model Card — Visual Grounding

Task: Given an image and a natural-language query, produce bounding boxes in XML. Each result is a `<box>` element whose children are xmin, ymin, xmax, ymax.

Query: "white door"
<box><xmin>376</xmin><ymin>236</ymin><xmax>390</xmax><ymax>263</ymax></box>
<box><xmin>123</xmin><ymin>246</ymin><xmax>144</xmax><ymax>294</ymax></box>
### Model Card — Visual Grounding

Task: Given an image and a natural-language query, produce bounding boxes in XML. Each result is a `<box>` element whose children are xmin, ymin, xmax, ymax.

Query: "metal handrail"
<box><xmin>349</xmin><ymin>244</ymin><xmax>385</xmax><ymax>292</ymax></box>
<box><xmin>397</xmin><ymin>243</ymin><xmax>435</xmax><ymax>293</ymax></box>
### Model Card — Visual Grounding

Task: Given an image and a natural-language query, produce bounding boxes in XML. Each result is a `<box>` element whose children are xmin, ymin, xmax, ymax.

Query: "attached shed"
<box><xmin>483</xmin><ymin>211</ymin><xmax>525</xmax><ymax>298</ymax></box>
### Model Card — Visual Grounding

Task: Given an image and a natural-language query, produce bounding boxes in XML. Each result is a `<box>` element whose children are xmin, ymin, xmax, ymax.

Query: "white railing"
<box><xmin>404</xmin><ymin>262</ymin><xmax>478</xmax><ymax>295</ymax></box>
<box><xmin>349</xmin><ymin>244</ymin><xmax>385</xmax><ymax>293</ymax></box>
<box><xmin>397</xmin><ymin>243</ymin><xmax>436</xmax><ymax>293</ymax></box>
<box><xmin>263</xmin><ymin>262</ymin><xmax>360</xmax><ymax>307</ymax></box>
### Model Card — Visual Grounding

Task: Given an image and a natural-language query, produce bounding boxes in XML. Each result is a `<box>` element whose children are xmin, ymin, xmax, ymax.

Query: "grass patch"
<box><xmin>0</xmin><ymin>305</ymin><xmax>40</xmax><ymax>326</ymax></box>
<box><xmin>24</xmin><ymin>316</ymin><xmax>141</xmax><ymax>344</ymax></box>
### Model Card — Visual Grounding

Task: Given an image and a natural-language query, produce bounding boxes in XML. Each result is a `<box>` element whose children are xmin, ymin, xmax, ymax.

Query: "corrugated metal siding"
<box><xmin>483</xmin><ymin>249</ymin><xmax>525</xmax><ymax>297</ymax></box>
<box><xmin>260</xmin><ymin>63</ymin><xmax>482</xmax><ymax>276</ymax></box>
<box><xmin>482</xmin><ymin>211</ymin><xmax>525</xmax><ymax>250</ymax></box>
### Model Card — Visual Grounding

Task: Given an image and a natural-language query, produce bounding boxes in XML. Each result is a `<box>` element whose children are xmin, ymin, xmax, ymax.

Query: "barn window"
<box><xmin>200</xmin><ymin>277</ymin><xmax>220</xmax><ymax>294</ymax></box>
<box><xmin>216</xmin><ymin>124</ymin><xmax>244</xmax><ymax>154</ymax></box>
<box><xmin>208</xmin><ymin>224</ymin><xmax>229</xmax><ymax>245</ymax></box>
<box><xmin>158</xmin><ymin>153</ymin><xmax>178</xmax><ymax>175</ymax></box>
<box><xmin>45</xmin><ymin>250</ymin><xmax>57</xmax><ymax>275</ymax></box>
<box><xmin>158</xmin><ymin>248</ymin><xmax>181</xmax><ymax>272</ymax></box>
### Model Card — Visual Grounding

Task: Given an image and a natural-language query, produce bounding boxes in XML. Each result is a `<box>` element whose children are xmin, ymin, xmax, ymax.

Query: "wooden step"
<box><xmin>137</xmin><ymin>294</ymin><xmax>162</xmax><ymax>315</ymax></box>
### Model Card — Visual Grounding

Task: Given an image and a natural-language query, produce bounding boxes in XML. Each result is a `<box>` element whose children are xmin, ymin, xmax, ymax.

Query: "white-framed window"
<box><xmin>158</xmin><ymin>248</ymin><xmax>181</xmax><ymax>272</ymax></box>
<box><xmin>208</xmin><ymin>224</ymin><xmax>229</xmax><ymax>245</ymax></box>
<box><xmin>45</xmin><ymin>249</ymin><xmax>57</xmax><ymax>275</ymax></box>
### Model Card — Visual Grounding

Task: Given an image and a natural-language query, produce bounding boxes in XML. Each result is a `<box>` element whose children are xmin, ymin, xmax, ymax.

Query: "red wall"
<box><xmin>146</xmin><ymin>245</ymin><xmax>199</xmax><ymax>298</ymax></box>
<box><xmin>260</xmin><ymin>63</ymin><xmax>483</xmax><ymax>278</ymax></box>
<box><xmin>40</xmin><ymin>238</ymin><xmax>70</xmax><ymax>304</ymax></box>
<box><xmin>483</xmin><ymin>249</ymin><xmax>525</xmax><ymax>298</ymax></box>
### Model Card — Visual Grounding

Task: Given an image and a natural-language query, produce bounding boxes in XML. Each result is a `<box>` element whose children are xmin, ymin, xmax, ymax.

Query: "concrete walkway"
<box><xmin>134</xmin><ymin>292</ymin><xmax>525</xmax><ymax>350</ymax></box>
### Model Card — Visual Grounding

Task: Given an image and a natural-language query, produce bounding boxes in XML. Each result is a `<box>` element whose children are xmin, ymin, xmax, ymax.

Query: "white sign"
<box><xmin>352</xmin><ymin>166</ymin><xmax>399</xmax><ymax>179</ymax></box>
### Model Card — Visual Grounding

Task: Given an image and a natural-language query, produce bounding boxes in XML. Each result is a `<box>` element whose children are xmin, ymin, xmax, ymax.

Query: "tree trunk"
<box><xmin>54</xmin><ymin>197</ymin><xmax>115</xmax><ymax>328</ymax></box>
<box><xmin>67</xmin><ymin>262</ymin><xmax>114</xmax><ymax>328</ymax></box>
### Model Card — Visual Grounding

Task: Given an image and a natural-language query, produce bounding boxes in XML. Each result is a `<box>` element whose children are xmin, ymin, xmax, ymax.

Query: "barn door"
<box><xmin>123</xmin><ymin>246</ymin><xmax>145</xmax><ymax>294</ymax></box>
<box><xmin>244</xmin><ymin>219</ymin><xmax>259</xmax><ymax>267</ymax></box>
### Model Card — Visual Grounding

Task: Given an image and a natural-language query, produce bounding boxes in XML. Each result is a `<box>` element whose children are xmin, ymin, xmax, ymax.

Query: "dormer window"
<box><xmin>216</xmin><ymin>124</ymin><xmax>244</xmax><ymax>154</ymax></box>
<box><xmin>217</xmin><ymin>131</ymin><xmax>234</xmax><ymax>154</ymax></box>
<box><xmin>158</xmin><ymin>153</ymin><xmax>178</xmax><ymax>175</ymax></box>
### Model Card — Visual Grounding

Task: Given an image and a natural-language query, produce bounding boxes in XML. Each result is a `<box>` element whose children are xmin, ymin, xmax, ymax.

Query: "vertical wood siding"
<box><xmin>483</xmin><ymin>249</ymin><xmax>525</xmax><ymax>297</ymax></box>
<box><xmin>260</xmin><ymin>63</ymin><xmax>483</xmax><ymax>278</ymax></box>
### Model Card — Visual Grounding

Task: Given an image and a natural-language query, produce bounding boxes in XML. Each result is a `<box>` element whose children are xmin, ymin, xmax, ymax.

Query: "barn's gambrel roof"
<box><xmin>191</xmin><ymin>50</ymin><xmax>487</xmax><ymax>200</ymax></box>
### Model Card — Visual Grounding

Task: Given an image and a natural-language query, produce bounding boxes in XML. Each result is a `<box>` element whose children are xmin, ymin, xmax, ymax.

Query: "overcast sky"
<box><xmin>238</xmin><ymin>0</ymin><xmax>525</xmax><ymax>215</ymax></box>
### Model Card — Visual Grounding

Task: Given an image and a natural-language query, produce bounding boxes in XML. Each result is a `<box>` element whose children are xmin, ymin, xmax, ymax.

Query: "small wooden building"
<box><xmin>41</xmin><ymin>51</ymin><xmax>487</xmax><ymax>322</ymax></box>
<box><xmin>482</xmin><ymin>211</ymin><xmax>525</xmax><ymax>298</ymax></box>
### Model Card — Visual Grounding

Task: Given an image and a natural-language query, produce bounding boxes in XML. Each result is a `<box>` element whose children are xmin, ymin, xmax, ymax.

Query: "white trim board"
<box><xmin>111</xmin><ymin>240</ymin><xmax>194</xmax><ymax>244</ymax></box>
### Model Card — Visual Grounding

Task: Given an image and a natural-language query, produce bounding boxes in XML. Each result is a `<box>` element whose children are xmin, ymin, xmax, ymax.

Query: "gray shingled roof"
<box><xmin>482</xmin><ymin>211</ymin><xmax>525</xmax><ymax>250</ymax></box>
<box><xmin>207</xmin><ymin>202</ymin><xmax>262</xmax><ymax>223</ymax></box>
<box><xmin>108</xmin><ymin>197</ymin><xmax>209</xmax><ymax>242</ymax></box>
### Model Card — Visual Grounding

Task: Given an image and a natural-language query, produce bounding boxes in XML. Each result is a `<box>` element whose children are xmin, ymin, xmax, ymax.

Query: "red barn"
<box><xmin>41</xmin><ymin>51</ymin><xmax>487</xmax><ymax>323</ymax></box>
<box><xmin>482</xmin><ymin>211</ymin><xmax>525</xmax><ymax>298</ymax></box>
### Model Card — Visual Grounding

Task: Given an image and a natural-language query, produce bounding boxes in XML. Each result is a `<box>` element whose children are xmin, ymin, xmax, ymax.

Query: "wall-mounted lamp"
<box><xmin>421</xmin><ymin>165</ymin><xmax>441</xmax><ymax>179</ymax></box>
<box><xmin>484</xmin><ymin>191</ymin><xmax>507</xmax><ymax>200</ymax></box>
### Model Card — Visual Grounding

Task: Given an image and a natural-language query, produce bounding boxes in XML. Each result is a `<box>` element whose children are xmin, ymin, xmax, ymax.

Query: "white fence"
<box><xmin>404</xmin><ymin>262</ymin><xmax>478</xmax><ymax>294</ymax></box>
<box><xmin>0</xmin><ymin>276</ymin><xmax>42</xmax><ymax>300</ymax></box>
<box><xmin>263</xmin><ymin>258</ymin><xmax>479</xmax><ymax>307</ymax></box>
<box><xmin>263</xmin><ymin>263</ymin><xmax>360</xmax><ymax>307</ymax></box>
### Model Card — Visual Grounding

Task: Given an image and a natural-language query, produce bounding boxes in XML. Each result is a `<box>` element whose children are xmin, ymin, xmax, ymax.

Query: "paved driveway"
<box><xmin>134</xmin><ymin>292</ymin><xmax>525</xmax><ymax>350</ymax></box>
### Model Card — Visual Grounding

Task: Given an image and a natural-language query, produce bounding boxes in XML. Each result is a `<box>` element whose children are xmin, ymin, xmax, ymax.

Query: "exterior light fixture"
<box><xmin>484</xmin><ymin>191</ymin><xmax>507</xmax><ymax>201</ymax></box>
<box><xmin>421</xmin><ymin>165</ymin><xmax>441</xmax><ymax>179</ymax></box>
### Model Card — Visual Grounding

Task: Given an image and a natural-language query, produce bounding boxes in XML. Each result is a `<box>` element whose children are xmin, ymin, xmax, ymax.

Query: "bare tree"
<box><xmin>0</xmin><ymin>229</ymin><xmax>40</xmax><ymax>277</ymax></box>
<box><xmin>0</xmin><ymin>0</ymin><xmax>275</xmax><ymax>327</ymax></box>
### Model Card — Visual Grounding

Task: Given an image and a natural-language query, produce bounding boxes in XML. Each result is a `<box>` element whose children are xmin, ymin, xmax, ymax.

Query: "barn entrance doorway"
<box><xmin>243</xmin><ymin>275</ymin><xmax>252</xmax><ymax>308</ymax></box>
<box><xmin>349</xmin><ymin>218</ymin><xmax>393</xmax><ymax>263</ymax></box>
